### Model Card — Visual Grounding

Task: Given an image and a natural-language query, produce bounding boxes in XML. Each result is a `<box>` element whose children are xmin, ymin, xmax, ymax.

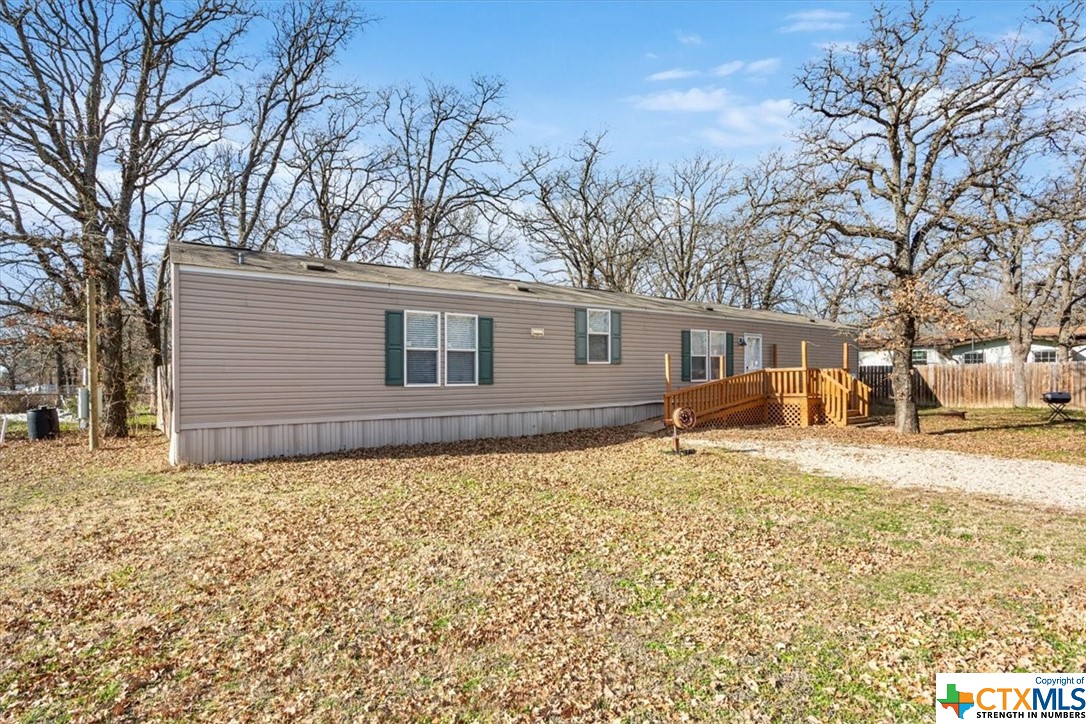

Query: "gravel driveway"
<box><xmin>686</xmin><ymin>437</ymin><xmax>1086</xmax><ymax>513</ymax></box>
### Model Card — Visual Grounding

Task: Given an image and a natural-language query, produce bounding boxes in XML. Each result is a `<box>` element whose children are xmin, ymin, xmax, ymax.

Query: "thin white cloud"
<box><xmin>713</xmin><ymin>61</ymin><xmax>744</xmax><ymax>77</ymax></box>
<box><xmin>644</xmin><ymin>52</ymin><xmax>659</xmax><ymax>60</ymax></box>
<box><xmin>646</xmin><ymin>68</ymin><xmax>701</xmax><ymax>82</ymax></box>
<box><xmin>676</xmin><ymin>31</ymin><xmax>703</xmax><ymax>46</ymax></box>
<box><xmin>703</xmin><ymin>98</ymin><xmax>794</xmax><ymax>148</ymax></box>
<box><xmin>632</xmin><ymin>87</ymin><xmax>733</xmax><ymax>113</ymax></box>
<box><xmin>745</xmin><ymin>58</ymin><xmax>781</xmax><ymax>75</ymax></box>
<box><xmin>630</xmin><ymin>84</ymin><xmax>794</xmax><ymax>148</ymax></box>
<box><xmin>780</xmin><ymin>9</ymin><xmax>850</xmax><ymax>33</ymax></box>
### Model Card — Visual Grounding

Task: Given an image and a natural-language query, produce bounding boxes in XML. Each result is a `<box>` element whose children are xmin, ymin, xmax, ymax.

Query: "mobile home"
<box><xmin>167</xmin><ymin>243</ymin><xmax>856</xmax><ymax>464</ymax></box>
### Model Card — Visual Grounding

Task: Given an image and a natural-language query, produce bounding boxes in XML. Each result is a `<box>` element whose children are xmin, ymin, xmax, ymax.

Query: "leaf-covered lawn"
<box><xmin>706</xmin><ymin>407</ymin><xmax>1086</xmax><ymax>466</ymax></box>
<box><xmin>1</xmin><ymin>428</ymin><xmax>1084</xmax><ymax>721</ymax></box>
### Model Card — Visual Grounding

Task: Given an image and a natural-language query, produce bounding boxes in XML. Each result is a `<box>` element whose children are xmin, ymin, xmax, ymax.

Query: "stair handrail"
<box><xmin>663</xmin><ymin>370</ymin><xmax>768</xmax><ymax>425</ymax></box>
<box><xmin>817</xmin><ymin>368</ymin><xmax>851</xmax><ymax>427</ymax></box>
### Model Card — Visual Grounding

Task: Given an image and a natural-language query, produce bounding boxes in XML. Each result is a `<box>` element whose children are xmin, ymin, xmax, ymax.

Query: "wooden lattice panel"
<box><xmin>724</xmin><ymin>406</ymin><xmax>766</xmax><ymax>428</ymax></box>
<box><xmin>766</xmin><ymin>402</ymin><xmax>802</xmax><ymax>427</ymax></box>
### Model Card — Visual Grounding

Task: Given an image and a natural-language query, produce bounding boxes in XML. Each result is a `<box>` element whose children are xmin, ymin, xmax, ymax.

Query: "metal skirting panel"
<box><xmin>169</xmin><ymin>403</ymin><xmax>663</xmax><ymax>465</ymax></box>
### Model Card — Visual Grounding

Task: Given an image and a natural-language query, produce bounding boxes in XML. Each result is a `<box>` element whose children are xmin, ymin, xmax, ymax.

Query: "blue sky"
<box><xmin>344</xmin><ymin>1</ymin><xmax>1036</xmax><ymax>165</ymax></box>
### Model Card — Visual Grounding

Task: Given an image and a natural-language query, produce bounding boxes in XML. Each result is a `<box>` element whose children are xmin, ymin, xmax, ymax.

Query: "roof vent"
<box><xmin>509</xmin><ymin>282</ymin><xmax>531</xmax><ymax>292</ymax></box>
<box><xmin>704</xmin><ymin>305</ymin><xmax>715</xmax><ymax>312</ymax></box>
<box><xmin>301</xmin><ymin>261</ymin><xmax>333</xmax><ymax>272</ymax></box>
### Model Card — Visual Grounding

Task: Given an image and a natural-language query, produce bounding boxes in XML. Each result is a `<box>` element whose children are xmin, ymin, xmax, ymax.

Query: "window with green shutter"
<box><xmin>576</xmin><ymin>308</ymin><xmax>621</xmax><ymax>365</ymax></box>
<box><xmin>682</xmin><ymin>328</ymin><xmax>732</xmax><ymax>381</ymax></box>
<box><xmin>388</xmin><ymin>310</ymin><xmax>494</xmax><ymax>387</ymax></box>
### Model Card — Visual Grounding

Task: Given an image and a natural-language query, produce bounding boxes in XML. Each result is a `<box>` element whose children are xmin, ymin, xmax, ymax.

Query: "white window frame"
<box><xmin>587</xmin><ymin>308</ymin><xmax>611</xmax><ymax>364</ymax></box>
<box><xmin>444</xmin><ymin>313</ymin><xmax>479</xmax><ymax>386</ymax></box>
<box><xmin>404</xmin><ymin>310</ymin><xmax>441</xmax><ymax>387</ymax></box>
<box><xmin>962</xmin><ymin>351</ymin><xmax>983</xmax><ymax>365</ymax></box>
<box><xmin>709</xmin><ymin>330</ymin><xmax>728</xmax><ymax>380</ymax></box>
<box><xmin>1033</xmin><ymin>349</ymin><xmax>1057</xmax><ymax>363</ymax></box>
<box><xmin>690</xmin><ymin>329</ymin><xmax>709</xmax><ymax>381</ymax></box>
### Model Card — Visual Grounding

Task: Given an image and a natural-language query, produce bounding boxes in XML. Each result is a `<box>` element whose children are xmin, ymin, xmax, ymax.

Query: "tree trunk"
<box><xmin>891</xmin><ymin>352</ymin><xmax>920</xmax><ymax>433</ymax></box>
<box><xmin>892</xmin><ymin>313</ymin><xmax>921</xmax><ymax>434</ymax></box>
<box><xmin>54</xmin><ymin>347</ymin><xmax>66</xmax><ymax>392</ymax></box>
<box><xmin>99</xmin><ymin>272</ymin><xmax>130</xmax><ymax>438</ymax></box>
<box><xmin>1007</xmin><ymin>333</ymin><xmax>1031</xmax><ymax>408</ymax></box>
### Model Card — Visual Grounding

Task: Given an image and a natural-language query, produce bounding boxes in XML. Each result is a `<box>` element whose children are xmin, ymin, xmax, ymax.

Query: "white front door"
<box><xmin>744</xmin><ymin>334</ymin><xmax>763</xmax><ymax>372</ymax></box>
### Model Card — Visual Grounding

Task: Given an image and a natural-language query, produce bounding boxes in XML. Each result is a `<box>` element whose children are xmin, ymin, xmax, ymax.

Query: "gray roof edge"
<box><xmin>169</xmin><ymin>241</ymin><xmax>853</xmax><ymax>331</ymax></box>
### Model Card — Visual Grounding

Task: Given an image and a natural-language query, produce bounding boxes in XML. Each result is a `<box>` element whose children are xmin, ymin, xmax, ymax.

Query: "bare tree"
<box><xmin>972</xmin><ymin>172</ymin><xmax>1064</xmax><ymax>406</ymax></box>
<box><xmin>290</xmin><ymin>100</ymin><xmax>399</xmax><ymax>262</ymax></box>
<box><xmin>517</xmin><ymin>134</ymin><xmax>653</xmax><ymax>292</ymax></box>
<box><xmin>796</xmin><ymin>1</ymin><xmax>1085</xmax><ymax>433</ymax></box>
<box><xmin>208</xmin><ymin>1</ymin><xmax>368</xmax><ymax>252</ymax></box>
<box><xmin>642</xmin><ymin>154</ymin><xmax>736</xmax><ymax>301</ymax></box>
<box><xmin>1047</xmin><ymin>146</ymin><xmax>1086</xmax><ymax>361</ymax></box>
<box><xmin>380</xmin><ymin>76</ymin><xmax>523</xmax><ymax>273</ymax></box>
<box><xmin>714</xmin><ymin>154</ymin><xmax>821</xmax><ymax>310</ymax></box>
<box><xmin>0</xmin><ymin>0</ymin><xmax>250</xmax><ymax>435</ymax></box>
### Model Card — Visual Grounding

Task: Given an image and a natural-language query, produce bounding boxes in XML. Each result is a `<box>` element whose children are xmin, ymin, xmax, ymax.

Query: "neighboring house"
<box><xmin>167</xmin><ymin>243</ymin><xmax>858</xmax><ymax>464</ymax></box>
<box><xmin>859</xmin><ymin>328</ymin><xmax>1086</xmax><ymax>367</ymax></box>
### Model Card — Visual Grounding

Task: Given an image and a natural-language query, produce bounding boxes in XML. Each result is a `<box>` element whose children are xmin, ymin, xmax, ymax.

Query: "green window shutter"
<box><xmin>574</xmin><ymin>308</ymin><xmax>587</xmax><ymax>364</ymax></box>
<box><xmin>478</xmin><ymin>317</ymin><xmax>494</xmax><ymax>385</ymax></box>
<box><xmin>385</xmin><ymin>311</ymin><xmax>404</xmax><ymax>386</ymax></box>
<box><xmin>610</xmin><ymin>311</ymin><xmax>621</xmax><ymax>364</ymax></box>
<box><xmin>726</xmin><ymin>332</ymin><xmax>735</xmax><ymax>377</ymax></box>
<box><xmin>680</xmin><ymin>330</ymin><xmax>691</xmax><ymax>382</ymax></box>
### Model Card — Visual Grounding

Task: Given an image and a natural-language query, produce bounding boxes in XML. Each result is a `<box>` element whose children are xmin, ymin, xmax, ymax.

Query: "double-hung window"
<box><xmin>587</xmin><ymin>309</ymin><xmax>611</xmax><ymax>364</ymax></box>
<box><xmin>445</xmin><ymin>313</ymin><xmax>478</xmax><ymax>385</ymax></box>
<box><xmin>962</xmin><ymin>351</ymin><xmax>983</xmax><ymax>365</ymax></box>
<box><xmin>387</xmin><ymin>310</ymin><xmax>493</xmax><ymax>387</ymax></box>
<box><xmin>911</xmin><ymin>350</ymin><xmax>928</xmax><ymax>365</ymax></box>
<box><xmin>709</xmin><ymin>331</ymin><xmax>728</xmax><ymax>380</ymax></box>
<box><xmin>405</xmin><ymin>311</ymin><xmax>440</xmax><ymax>386</ymax></box>
<box><xmin>681</xmin><ymin>328</ymin><xmax>731</xmax><ymax>381</ymax></box>
<box><xmin>690</xmin><ymin>330</ymin><xmax>708</xmax><ymax>381</ymax></box>
<box><xmin>1034</xmin><ymin>349</ymin><xmax>1057</xmax><ymax>363</ymax></box>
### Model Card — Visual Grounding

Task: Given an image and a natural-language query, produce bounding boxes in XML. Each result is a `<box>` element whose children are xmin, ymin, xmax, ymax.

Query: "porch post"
<box><xmin>800</xmin><ymin>341</ymin><xmax>810</xmax><ymax>427</ymax></box>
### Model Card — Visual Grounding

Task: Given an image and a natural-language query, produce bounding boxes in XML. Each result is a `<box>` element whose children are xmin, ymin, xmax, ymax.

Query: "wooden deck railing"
<box><xmin>765</xmin><ymin>367</ymin><xmax>811</xmax><ymax>396</ymax></box>
<box><xmin>663</xmin><ymin>370</ymin><xmax>768</xmax><ymax>424</ymax></box>
<box><xmin>663</xmin><ymin>363</ymin><xmax>873</xmax><ymax>429</ymax></box>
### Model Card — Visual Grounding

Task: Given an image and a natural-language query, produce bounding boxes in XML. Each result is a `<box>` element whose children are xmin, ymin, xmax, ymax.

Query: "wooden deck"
<box><xmin>662</xmin><ymin>343</ymin><xmax>872</xmax><ymax>429</ymax></box>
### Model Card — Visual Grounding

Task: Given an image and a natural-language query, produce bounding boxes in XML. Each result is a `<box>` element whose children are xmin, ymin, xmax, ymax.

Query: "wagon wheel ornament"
<box><xmin>672</xmin><ymin>407</ymin><xmax>696</xmax><ymax>430</ymax></box>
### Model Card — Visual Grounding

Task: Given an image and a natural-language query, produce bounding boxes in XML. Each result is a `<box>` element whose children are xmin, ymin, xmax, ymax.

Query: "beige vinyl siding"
<box><xmin>176</xmin><ymin>267</ymin><xmax>853</xmax><ymax>430</ymax></box>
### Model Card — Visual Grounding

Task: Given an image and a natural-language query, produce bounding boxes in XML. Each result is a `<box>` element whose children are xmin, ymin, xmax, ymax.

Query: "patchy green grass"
<box><xmin>0</xmin><ymin>429</ymin><xmax>1084</xmax><ymax>720</ymax></box>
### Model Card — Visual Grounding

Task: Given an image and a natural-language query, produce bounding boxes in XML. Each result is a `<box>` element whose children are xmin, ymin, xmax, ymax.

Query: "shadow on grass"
<box><xmin>926</xmin><ymin>419</ymin><xmax>1086</xmax><ymax>436</ymax></box>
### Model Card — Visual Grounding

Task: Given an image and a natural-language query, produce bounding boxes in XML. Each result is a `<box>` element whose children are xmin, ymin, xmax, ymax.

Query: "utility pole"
<box><xmin>86</xmin><ymin>277</ymin><xmax>99</xmax><ymax>451</ymax></box>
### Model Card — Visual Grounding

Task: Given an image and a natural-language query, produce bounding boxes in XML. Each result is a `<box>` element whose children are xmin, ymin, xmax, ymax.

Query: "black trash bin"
<box><xmin>26</xmin><ymin>406</ymin><xmax>59</xmax><ymax>440</ymax></box>
<box><xmin>45</xmin><ymin>406</ymin><xmax>60</xmax><ymax>437</ymax></box>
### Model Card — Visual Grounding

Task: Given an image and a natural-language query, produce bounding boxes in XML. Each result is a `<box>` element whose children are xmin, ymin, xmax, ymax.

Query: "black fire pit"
<box><xmin>1041</xmin><ymin>392</ymin><xmax>1073</xmax><ymax>423</ymax></box>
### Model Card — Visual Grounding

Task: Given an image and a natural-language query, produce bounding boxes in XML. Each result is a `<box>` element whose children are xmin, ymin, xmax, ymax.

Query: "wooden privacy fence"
<box><xmin>859</xmin><ymin>362</ymin><xmax>1086</xmax><ymax>409</ymax></box>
